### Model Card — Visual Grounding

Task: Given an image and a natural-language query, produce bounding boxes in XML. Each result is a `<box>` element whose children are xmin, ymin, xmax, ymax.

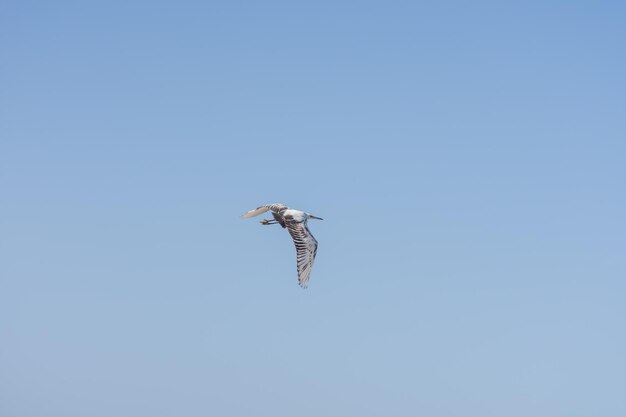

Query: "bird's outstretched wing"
<box><xmin>240</xmin><ymin>206</ymin><xmax>270</xmax><ymax>218</ymax></box>
<box><xmin>240</xmin><ymin>204</ymin><xmax>288</xmax><ymax>218</ymax></box>
<box><xmin>285</xmin><ymin>220</ymin><xmax>318</xmax><ymax>288</ymax></box>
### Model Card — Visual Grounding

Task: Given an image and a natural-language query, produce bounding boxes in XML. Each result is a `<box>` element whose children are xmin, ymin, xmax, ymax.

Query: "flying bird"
<box><xmin>240</xmin><ymin>203</ymin><xmax>323</xmax><ymax>288</ymax></box>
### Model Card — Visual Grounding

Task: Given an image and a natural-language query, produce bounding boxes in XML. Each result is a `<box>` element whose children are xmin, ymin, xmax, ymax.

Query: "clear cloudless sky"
<box><xmin>1</xmin><ymin>1</ymin><xmax>625</xmax><ymax>416</ymax></box>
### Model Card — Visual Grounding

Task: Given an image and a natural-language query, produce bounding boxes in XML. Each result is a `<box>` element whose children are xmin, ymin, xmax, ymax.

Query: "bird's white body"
<box><xmin>240</xmin><ymin>203</ymin><xmax>322</xmax><ymax>288</ymax></box>
<box><xmin>283</xmin><ymin>209</ymin><xmax>307</xmax><ymax>222</ymax></box>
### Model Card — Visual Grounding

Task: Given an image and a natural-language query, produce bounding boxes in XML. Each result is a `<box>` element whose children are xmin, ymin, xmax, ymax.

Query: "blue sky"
<box><xmin>1</xmin><ymin>1</ymin><xmax>625</xmax><ymax>416</ymax></box>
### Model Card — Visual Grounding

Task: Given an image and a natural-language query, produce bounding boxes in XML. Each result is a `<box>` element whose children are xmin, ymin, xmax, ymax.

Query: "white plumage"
<box><xmin>240</xmin><ymin>203</ymin><xmax>323</xmax><ymax>288</ymax></box>
<box><xmin>240</xmin><ymin>206</ymin><xmax>270</xmax><ymax>218</ymax></box>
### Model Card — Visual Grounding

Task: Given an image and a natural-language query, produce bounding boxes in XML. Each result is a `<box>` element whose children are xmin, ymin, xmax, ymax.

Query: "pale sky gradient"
<box><xmin>2</xmin><ymin>1</ymin><xmax>625</xmax><ymax>416</ymax></box>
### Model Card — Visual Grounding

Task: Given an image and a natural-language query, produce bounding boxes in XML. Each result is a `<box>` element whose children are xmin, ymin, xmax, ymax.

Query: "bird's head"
<box><xmin>307</xmin><ymin>213</ymin><xmax>323</xmax><ymax>220</ymax></box>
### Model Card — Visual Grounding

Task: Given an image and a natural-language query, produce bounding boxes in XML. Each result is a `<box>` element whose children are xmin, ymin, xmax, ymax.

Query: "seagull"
<box><xmin>240</xmin><ymin>203</ymin><xmax>323</xmax><ymax>288</ymax></box>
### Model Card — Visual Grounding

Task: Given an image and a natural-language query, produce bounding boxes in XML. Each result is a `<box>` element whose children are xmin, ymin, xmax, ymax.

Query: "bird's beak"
<box><xmin>310</xmin><ymin>215</ymin><xmax>323</xmax><ymax>220</ymax></box>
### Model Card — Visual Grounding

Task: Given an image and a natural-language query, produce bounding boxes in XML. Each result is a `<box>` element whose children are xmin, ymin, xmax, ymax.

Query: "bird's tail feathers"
<box><xmin>240</xmin><ymin>206</ymin><xmax>270</xmax><ymax>218</ymax></box>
